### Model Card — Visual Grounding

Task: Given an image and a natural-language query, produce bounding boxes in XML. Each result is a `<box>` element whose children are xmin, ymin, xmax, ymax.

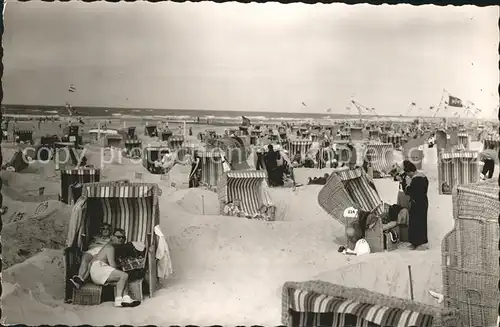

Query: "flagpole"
<box><xmin>432</xmin><ymin>89</ymin><xmax>447</xmax><ymax>118</ymax></box>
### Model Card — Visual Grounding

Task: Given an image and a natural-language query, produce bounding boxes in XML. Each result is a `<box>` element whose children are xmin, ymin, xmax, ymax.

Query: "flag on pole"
<box><xmin>301</xmin><ymin>102</ymin><xmax>307</xmax><ymax>106</ymax></box>
<box><xmin>448</xmin><ymin>95</ymin><xmax>463</xmax><ymax>107</ymax></box>
<box><xmin>68</xmin><ymin>84</ymin><xmax>76</xmax><ymax>92</ymax></box>
<box><xmin>326</xmin><ymin>108</ymin><xmax>331</xmax><ymax>112</ymax></box>
<box><xmin>410</xmin><ymin>102</ymin><xmax>416</xmax><ymax>106</ymax></box>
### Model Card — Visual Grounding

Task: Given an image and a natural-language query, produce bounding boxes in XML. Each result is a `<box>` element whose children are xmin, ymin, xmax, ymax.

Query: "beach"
<box><xmin>2</xmin><ymin>116</ymin><xmax>491</xmax><ymax>326</ymax></box>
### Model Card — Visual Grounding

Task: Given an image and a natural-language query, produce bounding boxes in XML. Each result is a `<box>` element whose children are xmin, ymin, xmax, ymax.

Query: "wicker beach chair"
<box><xmin>349</xmin><ymin>126</ymin><xmax>363</xmax><ymax>141</ymax></box>
<box><xmin>54</xmin><ymin>142</ymin><xmax>81</xmax><ymax>170</ymax></box>
<box><xmin>199</xmin><ymin>151</ymin><xmax>224</xmax><ymax>188</ymax></box>
<box><xmin>288</xmin><ymin>140</ymin><xmax>313</xmax><ymax>161</ymax></box>
<box><xmin>160</xmin><ymin>129</ymin><xmax>173</xmax><ymax>142</ymax></box>
<box><xmin>282</xmin><ymin>281</ymin><xmax>461</xmax><ymax>327</ymax></box>
<box><xmin>168</xmin><ymin>135</ymin><xmax>185</xmax><ymax>151</ymax></box>
<box><xmin>13</xmin><ymin>129</ymin><xmax>34</xmax><ymax>145</ymax></box>
<box><xmin>365</xmin><ymin>142</ymin><xmax>394</xmax><ymax>177</ymax></box>
<box><xmin>123</xmin><ymin>140</ymin><xmax>142</xmax><ymax>158</ymax></box>
<box><xmin>64</xmin><ymin>181</ymin><xmax>161</xmax><ymax>305</ymax></box>
<box><xmin>437</xmin><ymin>151</ymin><xmax>479</xmax><ymax>195</ymax></box>
<box><xmin>144</xmin><ymin>125</ymin><xmax>158</xmax><ymax>137</ymax></box>
<box><xmin>59</xmin><ymin>168</ymin><xmax>101</xmax><ymax>205</ymax></box>
<box><xmin>387</xmin><ymin>133</ymin><xmax>402</xmax><ymax>148</ymax></box>
<box><xmin>217</xmin><ymin>170</ymin><xmax>275</xmax><ymax>220</ymax></box>
<box><xmin>142</xmin><ymin>146</ymin><xmax>169</xmax><ymax>174</ymax></box>
<box><xmin>442</xmin><ymin>180</ymin><xmax>499</xmax><ymax>327</ymax></box>
<box><xmin>318</xmin><ymin>167</ymin><xmax>395</xmax><ymax>252</ymax></box>
<box><xmin>482</xmin><ymin>136</ymin><xmax>500</xmax><ymax>152</ymax></box>
<box><xmin>104</xmin><ymin>134</ymin><xmax>124</xmax><ymax>148</ymax></box>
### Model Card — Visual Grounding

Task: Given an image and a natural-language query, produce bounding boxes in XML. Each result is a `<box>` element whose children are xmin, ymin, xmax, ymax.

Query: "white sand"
<box><xmin>2</xmin><ymin>122</ymin><xmax>459</xmax><ymax>325</ymax></box>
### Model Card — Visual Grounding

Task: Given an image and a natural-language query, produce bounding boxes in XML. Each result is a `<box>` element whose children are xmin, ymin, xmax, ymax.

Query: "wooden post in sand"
<box><xmin>408</xmin><ymin>265</ymin><xmax>414</xmax><ymax>300</ymax></box>
<box><xmin>123</xmin><ymin>121</ymin><xmax>126</xmax><ymax>129</ymax></box>
<box><xmin>201</xmin><ymin>195</ymin><xmax>205</xmax><ymax>215</ymax></box>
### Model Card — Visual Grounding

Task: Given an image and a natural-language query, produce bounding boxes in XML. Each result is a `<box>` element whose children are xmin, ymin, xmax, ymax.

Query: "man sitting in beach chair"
<box><xmin>69</xmin><ymin>225</ymin><xmax>140</xmax><ymax>307</ymax></box>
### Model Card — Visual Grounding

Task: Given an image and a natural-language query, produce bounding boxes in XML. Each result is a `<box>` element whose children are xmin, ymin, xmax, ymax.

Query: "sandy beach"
<box><xmin>1</xmin><ymin>117</ymin><xmax>492</xmax><ymax>326</ymax></box>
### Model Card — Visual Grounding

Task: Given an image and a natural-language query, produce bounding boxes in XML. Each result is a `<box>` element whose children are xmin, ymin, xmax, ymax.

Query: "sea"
<box><xmin>1</xmin><ymin>104</ymin><xmax>439</xmax><ymax>124</ymax></box>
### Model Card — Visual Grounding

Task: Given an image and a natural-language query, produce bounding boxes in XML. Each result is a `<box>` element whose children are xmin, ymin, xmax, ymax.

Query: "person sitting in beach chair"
<box><xmin>70</xmin><ymin>226</ymin><xmax>140</xmax><ymax>308</ymax></box>
<box><xmin>292</xmin><ymin>151</ymin><xmax>302</xmax><ymax>167</ymax></box>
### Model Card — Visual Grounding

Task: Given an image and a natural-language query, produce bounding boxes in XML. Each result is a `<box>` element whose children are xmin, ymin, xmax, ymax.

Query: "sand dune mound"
<box><xmin>2</xmin><ymin>171</ymin><xmax>60</xmax><ymax>202</ymax></box>
<box><xmin>174</xmin><ymin>188</ymin><xmax>220</xmax><ymax>215</ymax></box>
<box><xmin>3</xmin><ymin>201</ymin><xmax>71</xmax><ymax>268</ymax></box>
<box><xmin>314</xmin><ymin>249</ymin><xmax>442</xmax><ymax>306</ymax></box>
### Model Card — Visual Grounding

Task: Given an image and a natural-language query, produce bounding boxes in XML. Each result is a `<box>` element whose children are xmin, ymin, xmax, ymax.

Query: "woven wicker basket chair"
<box><xmin>142</xmin><ymin>146</ymin><xmax>170</xmax><ymax>174</ymax></box>
<box><xmin>160</xmin><ymin>129</ymin><xmax>173</xmax><ymax>142</ymax></box>
<box><xmin>318</xmin><ymin>167</ymin><xmax>396</xmax><ymax>252</ymax></box>
<box><xmin>168</xmin><ymin>135</ymin><xmax>185</xmax><ymax>151</ymax></box>
<box><xmin>123</xmin><ymin>140</ymin><xmax>142</xmax><ymax>158</ymax></box>
<box><xmin>144</xmin><ymin>125</ymin><xmax>158</xmax><ymax>137</ymax></box>
<box><xmin>365</xmin><ymin>142</ymin><xmax>394</xmax><ymax>176</ymax></box>
<box><xmin>64</xmin><ymin>181</ymin><xmax>161</xmax><ymax>305</ymax></box>
<box><xmin>288</xmin><ymin>140</ymin><xmax>313</xmax><ymax>160</ymax></box>
<box><xmin>282</xmin><ymin>281</ymin><xmax>461</xmax><ymax>327</ymax></box>
<box><xmin>442</xmin><ymin>180</ymin><xmax>499</xmax><ymax>327</ymax></box>
<box><xmin>437</xmin><ymin>151</ymin><xmax>479</xmax><ymax>195</ymax></box>
<box><xmin>482</xmin><ymin>136</ymin><xmax>500</xmax><ymax>152</ymax></box>
<box><xmin>59</xmin><ymin>168</ymin><xmax>101</xmax><ymax>205</ymax></box>
<box><xmin>217</xmin><ymin>170</ymin><xmax>276</xmax><ymax>221</ymax></box>
<box><xmin>54</xmin><ymin>142</ymin><xmax>81</xmax><ymax>170</ymax></box>
<box><xmin>198</xmin><ymin>151</ymin><xmax>224</xmax><ymax>188</ymax></box>
<box><xmin>104</xmin><ymin>134</ymin><xmax>124</xmax><ymax>148</ymax></box>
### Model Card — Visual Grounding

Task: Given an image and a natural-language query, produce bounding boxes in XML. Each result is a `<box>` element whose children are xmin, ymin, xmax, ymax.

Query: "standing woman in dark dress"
<box><xmin>188</xmin><ymin>151</ymin><xmax>202</xmax><ymax>188</ymax></box>
<box><xmin>402</xmin><ymin>160</ymin><xmax>429</xmax><ymax>250</ymax></box>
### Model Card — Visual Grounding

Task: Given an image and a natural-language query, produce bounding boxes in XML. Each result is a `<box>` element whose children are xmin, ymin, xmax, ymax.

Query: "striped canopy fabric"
<box><xmin>336</xmin><ymin>168</ymin><xmax>384</xmax><ymax>215</ymax></box>
<box><xmin>217</xmin><ymin>171</ymin><xmax>272</xmax><ymax>216</ymax></box>
<box><xmin>287</xmin><ymin>288</ymin><xmax>434</xmax><ymax>327</ymax></box>
<box><xmin>365</xmin><ymin>143</ymin><xmax>394</xmax><ymax>175</ymax></box>
<box><xmin>14</xmin><ymin>130</ymin><xmax>34</xmax><ymax>143</ymax></box>
<box><xmin>387</xmin><ymin>134</ymin><xmax>402</xmax><ymax>148</ymax></box>
<box><xmin>483</xmin><ymin>137</ymin><xmax>500</xmax><ymax>152</ymax></box>
<box><xmin>161</xmin><ymin>130</ymin><xmax>173</xmax><ymax>141</ymax></box>
<box><xmin>438</xmin><ymin>151</ymin><xmax>479</xmax><ymax>195</ymax></box>
<box><xmin>288</xmin><ymin>140</ymin><xmax>313</xmax><ymax>158</ymax></box>
<box><xmin>124</xmin><ymin>139</ymin><xmax>142</xmax><ymax>150</ymax></box>
<box><xmin>200</xmin><ymin>151</ymin><xmax>224</xmax><ymax>187</ymax></box>
<box><xmin>169</xmin><ymin>135</ymin><xmax>185</xmax><ymax>150</ymax></box>
<box><xmin>60</xmin><ymin>168</ymin><xmax>101</xmax><ymax>204</ymax></box>
<box><xmin>67</xmin><ymin>182</ymin><xmax>159</xmax><ymax>249</ymax></box>
<box><xmin>340</xmin><ymin>132</ymin><xmax>351</xmax><ymax>141</ymax></box>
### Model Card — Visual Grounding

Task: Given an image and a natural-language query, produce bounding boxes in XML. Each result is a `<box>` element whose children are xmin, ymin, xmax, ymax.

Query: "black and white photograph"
<box><xmin>1</xmin><ymin>1</ymin><xmax>499</xmax><ymax>326</ymax></box>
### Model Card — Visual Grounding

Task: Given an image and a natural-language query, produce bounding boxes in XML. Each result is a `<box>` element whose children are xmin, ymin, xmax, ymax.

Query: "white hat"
<box><xmin>343</xmin><ymin>207</ymin><xmax>358</xmax><ymax>219</ymax></box>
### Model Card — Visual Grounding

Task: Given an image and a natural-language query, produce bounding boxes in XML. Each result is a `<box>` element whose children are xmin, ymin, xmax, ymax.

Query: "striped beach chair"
<box><xmin>144</xmin><ymin>125</ymin><xmax>158</xmax><ymax>137</ymax></box>
<box><xmin>483</xmin><ymin>136</ymin><xmax>500</xmax><ymax>152</ymax></box>
<box><xmin>64</xmin><ymin>181</ymin><xmax>162</xmax><ymax>304</ymax></box>
<box><xmin>13</xmin><ymin>129</ymin><xmax>34</xmax><ymax>144</ymax></box>
<box><xmin>368</xmin><ymin>129</ymin><xmax>380</xmax><ymax>140</ymax></box>
<box><xmin>199</xmin><ymin>151</ymin><xmax>225</xmax><ymax>188</ymax></box>
<box><xmin>54</xmin><ymin>142</ymin><xmax>80</xmax><ymax>170</ymax></box>
<box><xmin>59</xmin><ymin>168</ymin><xmax>101</xmax><ymax>204</ymax></box>
<box><xmin>282</xmin><ymin>281</ymin><xmax>460</xmax><ymax>327</ymax></box>
<box><xmin>104</xmin><ymin>134</ymin><xmax>124</xmax><ymax>148</ymax></box>
<box><xmin>457</xmin><ymin>131</ymin><xmax>469</xmax><ymax>149</ymax></box>
<box><xmin>142</xmin><ymin>146</ymin><xmax>170</xmax><ymax>174</ymax></box>
<box><xmin>168</xmin><ymin>135</ymin><xmax>185</xmax><ymax>151</ymax></box>
<box><xmin>239</xmin><ymin>125</ymin><xmax>249</xmax><ymax>136</ymax></box>
<box><xmin>340</xmin><ymin>132</ymin><xmax>350</xmax><ymax>141</ymax></box>
<box><xmin>288</xmin><ymin>140</ymin><xmax>313</xmax><ymax>159</ymax></box>
<box><xmin>160</xmin><ymin>129</ymin><xmax>173</xmax><ymax>142</ymax></box>
<box><xmin>387</xmin><ymin>133</ymin><xmax>402</xmax><ymax>148</ymax></box>
<box><xmin>438</xmin><ymin>151</ymin><xmax>479</xmax><ymax>195</ymax></box>
<box><xmin>124</xmin><ymin>140</ymin><xmax>142</xmax><ymax>153</ymax></box>
<box><xmin>217</xmin><ymin>170</ymin><xmax>275</xmax><ymax>220</ymax></box>
<box><xmin>318</xmin><ymin>167</ymin><xmax>390</xmax><ymax>252</ymax></box>
<box><xmin>379</xmin><ymin>131</ymin><xmax>388</xmax><ymax>143</ymax></box>
<box><xmin>364</xmin><ymin>143</ymin><xmax>394</xmax><ymax>176</ymax></box>
<box><xmin>349</xmin><ymin>127</ymin><xmax>363</xmax><ymax>141</ymax></box>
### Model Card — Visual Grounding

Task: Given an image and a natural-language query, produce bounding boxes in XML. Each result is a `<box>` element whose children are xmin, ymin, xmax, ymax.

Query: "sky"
<box><xmin>3</xmin><ymin>2</ymin><xmax>499</xmax><ymax>117</ymax></box>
